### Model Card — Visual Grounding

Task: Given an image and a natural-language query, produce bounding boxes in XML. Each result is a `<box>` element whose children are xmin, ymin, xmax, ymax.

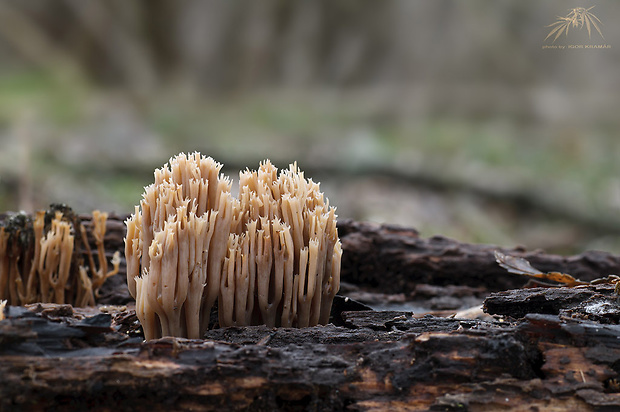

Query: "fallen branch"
<box><xmin>1</xmin><ymin>303</ymin><xmax>620</xmax><ymax>410</ymax></box>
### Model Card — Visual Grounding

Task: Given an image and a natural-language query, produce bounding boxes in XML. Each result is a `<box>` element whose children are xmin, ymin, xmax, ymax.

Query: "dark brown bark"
<box><xmin>484</xmin><ymin>283</ymin><xmax>620</xmax><ymax>323</ymax></box>
<box><xmin>2</xmin><ymin>300</ymin><xmax>620</xmax><ymax>411</ymax></box>
<box><xmin>3</xmin><ymin>213</ymin><xmax>620</xmax><ymax>410</ymax></box>
<box><xmin>82</xmin><ymin>215</ymin><xmax>620</xmax><ymax>301</ymax></box>
<box><xmin>338</xmin><ymin>219</ymin><xmax>620</xmax><ymax>293</ymax></box>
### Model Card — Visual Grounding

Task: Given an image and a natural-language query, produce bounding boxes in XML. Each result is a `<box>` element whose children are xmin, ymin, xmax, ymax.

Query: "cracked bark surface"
<box><xmin>2</xmin><ymin>213</ymin><xmax>620</xmax><ymax>410</ymax></box>
<box><xmin>2</xmin><ymin>302</ymin><xmax>620</xmax><ymax>411</ymax></box>
<box><xmin>87</xmin><ymin>215</ymin><xmax>620</xmax><ymax>302</ymax></box>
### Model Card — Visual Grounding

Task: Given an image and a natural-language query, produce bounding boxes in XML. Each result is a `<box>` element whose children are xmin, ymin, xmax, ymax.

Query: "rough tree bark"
<box><xmin>85</xmin><ymin>215</ymin><xmax>620</xmax><ymax>300</ymax></box>
<box><xmin>1</xmin><ymin>213</ymin><xmax>620</xmax><ymax>411</ymax></box>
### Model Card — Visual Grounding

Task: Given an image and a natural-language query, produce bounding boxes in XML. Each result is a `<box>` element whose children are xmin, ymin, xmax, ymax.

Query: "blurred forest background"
<box><xmin>0</xmin><ymin>0</ymin><xmax>619</xmax><ymax>255</ymax></box>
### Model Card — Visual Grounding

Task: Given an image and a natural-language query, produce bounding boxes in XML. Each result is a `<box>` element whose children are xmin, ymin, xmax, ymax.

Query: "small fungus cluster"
<box><xmin>0</xmin><ymin>206</ymin><xmax>120</xmax><ymax>307</ymax></box>
<box><xmin>125</xmin><ymin>152</ymin><xmax>341</xmax><ymax>340</ymax></box>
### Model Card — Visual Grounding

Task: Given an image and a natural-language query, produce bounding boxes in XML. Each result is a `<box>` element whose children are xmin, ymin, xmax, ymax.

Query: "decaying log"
<box><xmin>76</xmin><ymin>215</ymin><xmax>620</xmax><ymax>298</ymax></box>
<box><xmin>338</xmin><ymin>219</ymin><xmax>620</xmax><ymax>293</ymax></box>
<box><xmin>2</xmin><ymin>302</ymin><xmax>620</xmax><ymax>411</ymax></box>
<box><xmin>3</xmin><ymin>212</ymin><xmax>614</xmax><ymax>300</ymax></box>
<box><xmin>3</xmin><ymin>212</ymin><xmax>620</xmax><ymax>410</ymax></box>
<box><xmin>484</xmin><ymin>283</ymin><xmax>620</xmax><ymax>323</ymax></box>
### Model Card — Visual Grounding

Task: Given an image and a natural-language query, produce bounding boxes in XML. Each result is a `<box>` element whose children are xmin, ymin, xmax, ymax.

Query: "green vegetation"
<box><xmin>0</xmin><ymin>71</ymin><xmax>88</xmax><ymax>126</ymax></box>
<box><xmin>0</xmin><ymin>77</ymin><xmax>619</xmax><ymax>254</ymax></box>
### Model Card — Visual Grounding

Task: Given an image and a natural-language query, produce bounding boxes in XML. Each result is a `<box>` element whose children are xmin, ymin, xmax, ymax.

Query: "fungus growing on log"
<box><xmin>0</xmin><ymin>206</ymin><xmax>120</xmax><ymax>306</ymax></box>
<box><xmin>125</xmin><ymin>153</ymin><xmax>341</xmax><ymax>340</ymax></box>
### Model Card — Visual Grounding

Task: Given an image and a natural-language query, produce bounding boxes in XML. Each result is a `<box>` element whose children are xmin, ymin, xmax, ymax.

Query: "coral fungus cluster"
<box><xmin>0</xmin><ymin>206</ymin><xmax>120</xmax><ymax>307</ymax></box>
<box><xmin>125</xmin><ymin>152</ymin><xmax>341</xmax><ymax>340</ymax></box>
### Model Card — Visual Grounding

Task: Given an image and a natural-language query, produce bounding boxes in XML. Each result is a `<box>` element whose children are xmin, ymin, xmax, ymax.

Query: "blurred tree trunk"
<box><xmin>0</xmin><ymin>0</ymin><xmax>591</xmax><ymax>122</ymax></box>
<box><xmin>61</xmin><ymin>0</ymin><xmax>157</xmax><ymax>93</ymax></box>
